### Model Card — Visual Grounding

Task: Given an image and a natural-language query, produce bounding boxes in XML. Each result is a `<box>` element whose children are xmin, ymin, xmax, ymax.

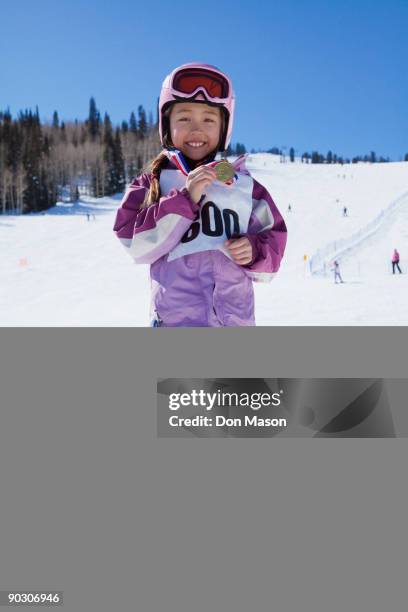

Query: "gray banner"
<box><xmin>1</xmin><ymin>329</ymin><xmax>408</xmax><ymax>612</ymax></box>
<box><xmin>158</xmin><ymin>378</ymin><xmax>408</xmax><ymax>437</ymax></box>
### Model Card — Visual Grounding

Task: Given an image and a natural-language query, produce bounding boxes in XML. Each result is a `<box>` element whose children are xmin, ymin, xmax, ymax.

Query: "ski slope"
<box><xmin>1</xmin><ymin>154</ymin><xmax>408</xmax><ymax>326</ymax></box>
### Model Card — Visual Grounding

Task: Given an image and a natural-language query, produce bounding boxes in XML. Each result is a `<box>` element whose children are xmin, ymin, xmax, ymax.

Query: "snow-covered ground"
<box><xmin>1</xmin><ymin>154</ymin><xmax>408</xmax><ymax>326</ymax></box>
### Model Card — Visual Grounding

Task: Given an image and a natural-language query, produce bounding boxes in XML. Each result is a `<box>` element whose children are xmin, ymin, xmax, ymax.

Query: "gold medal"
<box><xmin>214</xmin><ymin>160</ymin><xmax>235</xmax><ymax>183</ymax></box>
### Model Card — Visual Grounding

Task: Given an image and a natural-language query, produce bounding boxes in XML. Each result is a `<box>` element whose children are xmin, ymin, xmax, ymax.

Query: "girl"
<box><xmin>113</xmin><ymin>63</ymin><xmax>287</xmax><ymax>327</ymax></box>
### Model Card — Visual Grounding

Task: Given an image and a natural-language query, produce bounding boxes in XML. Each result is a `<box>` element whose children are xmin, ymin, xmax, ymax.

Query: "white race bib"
<box><xmin>159</xmin><ymin>169</ymin><xmax>253</xmax><ymax>262</ymax></box>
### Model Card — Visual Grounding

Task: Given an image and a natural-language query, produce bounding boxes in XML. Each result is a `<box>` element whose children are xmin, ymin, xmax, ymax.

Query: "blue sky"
<box><xmin>1</xmin><ymin>0</ymin><xmax>407</xmax><ymax>159</ymax></box>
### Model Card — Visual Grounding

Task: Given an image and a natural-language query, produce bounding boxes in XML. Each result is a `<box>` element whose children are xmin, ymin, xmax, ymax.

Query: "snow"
<box><xmin>1</xmin><ymin>154</ymin><xmax>408</xmax><ymax>326</ymax></box>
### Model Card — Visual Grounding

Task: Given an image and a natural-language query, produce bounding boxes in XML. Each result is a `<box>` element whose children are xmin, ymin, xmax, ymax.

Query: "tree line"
<box><xmin>268</xmin><ymin>146</ymin><xmax>398</xmax><ymax>165</ymax></box>
<box><xmin>1</xmin><ymin>98</ymin><xmax>406</xmax><ymax>214</ymax></box>
<box><xmin>0</xmin><ymin>99</ymin><xmax>161</xmax><ymax>214</ymax></box>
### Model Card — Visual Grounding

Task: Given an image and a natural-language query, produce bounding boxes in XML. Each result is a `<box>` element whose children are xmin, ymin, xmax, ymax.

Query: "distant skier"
<box><xmin>332</xmin><ymin>260</ymin><xmax>344</xmax><ymax>284</ymax></box>
<box><xmin>343</xmin><ymin>206</ymin><xmax>348</xmax><ymax>217</ymax></box>
<box><xmin>86</xmin><ymin>213</ymin><xmax>90</xmax><ymax>221</ymax></box>
<box><xmin>391</xmin><ymin>249</ymin><xmax>402</xmax><ymax>274</ymax></box>
<box><xmin>288</xmin><ymin>204</ymin><xmax>292</xmax><ymax>212</ymax></box>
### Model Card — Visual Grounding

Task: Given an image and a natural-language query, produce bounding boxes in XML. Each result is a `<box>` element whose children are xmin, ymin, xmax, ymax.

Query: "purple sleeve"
<box><xmin>243</xmin><ymin>178</ymin><xmax>287</xmax><ymax>282</ymax></box>
<box><xmin>113</xmin><ymin>173</ymin><xmax>200</xmax><ymax>264</ymax></box>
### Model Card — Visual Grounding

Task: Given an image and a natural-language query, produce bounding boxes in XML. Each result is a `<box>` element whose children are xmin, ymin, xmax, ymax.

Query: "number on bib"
<box><xmin>181</xmin><ymin>202</ymin><xmax>241</xmax><ymax>243</ymax></box>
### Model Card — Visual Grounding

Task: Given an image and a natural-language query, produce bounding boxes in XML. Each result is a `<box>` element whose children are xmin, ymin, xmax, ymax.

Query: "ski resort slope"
<box><xmin>1</xmin><ymin>154</ymin><xmax>408</xmax><ymax>326</ymax></box>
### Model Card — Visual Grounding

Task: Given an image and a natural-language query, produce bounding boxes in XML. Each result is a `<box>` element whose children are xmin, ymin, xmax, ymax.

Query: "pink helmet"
<box><xmin>158</xmin><ymin>62</ymin><xmax>235</xmax><ymax>151</ymax></box>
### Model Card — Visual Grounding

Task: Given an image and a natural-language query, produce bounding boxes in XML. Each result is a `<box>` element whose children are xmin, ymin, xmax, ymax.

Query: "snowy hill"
<box><xmin>1</xmin><ymin>154</ymin><xmax>408</xmax><ymax>326</ymax></box>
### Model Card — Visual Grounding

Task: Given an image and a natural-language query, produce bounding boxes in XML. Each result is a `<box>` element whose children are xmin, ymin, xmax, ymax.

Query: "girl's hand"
<box><xmin>224</xmin><ymin>237</ymin><xmax>253</xmax><ymax>266</ymax></box>
<box><xmin>185</xmin><ymin>166</ymin><xmax>217</xmax><ymax>204</ymax></box>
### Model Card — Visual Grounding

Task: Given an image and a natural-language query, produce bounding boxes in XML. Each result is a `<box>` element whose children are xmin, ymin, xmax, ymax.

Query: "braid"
<box><xmin>142</xmin><ymin>152</ymin><xmax>168</xmax><ymax>207</ymax></box>
<box><xmin>141</xmin><ymin>106</ymin><xmax>173</xmax><ymax>208</ymax></box>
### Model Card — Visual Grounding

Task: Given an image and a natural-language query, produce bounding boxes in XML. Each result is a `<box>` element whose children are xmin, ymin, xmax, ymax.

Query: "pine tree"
<box><xmin>327</xmin><ymin>150</ymin><xmax>333</xmax><ymax>164</ymax></box>
<box><xmin>103</xmin><ymin>113</ymin><xmax>113</xmax><ymax>140</ymax></box>
<box><xmin>87</xmin><ymin>97</ymin><xmax>101</xmax><ymax>139</ymax></box>
<box><xmin>113</xmin><ymin>128</ymin><xmax>125</xmax><ymax>193</ymax></box>
<box><xmin>103</xmin><ymin>113</ymin><xmax>115</xmax><ymax>195</ymax></box>
<box><xmin>52</xmin><ymin>111</ymin><xmax>59</xmax><ymax>129</ymax></box>
<box><xmin>235</xmin><ymin>143</ymin><xmax>246</xmax><ymax>155</ymax></box>
<box><xmin>289</xmin><ymin>147</ymin><xmax>295</xmax><ymax>162</ymax></box>
<box><xmin>21</xmin><ymin>109</ymin><xmax>50</xmax><ymax>212</ymax></box>
<box><xmin>137</xmin><ymin>105</ymin><xmax>147</xmax><ymax>139</ymax></box>
<box><xmin>0</xmin><ymin>110</ymin><xmax>14</xmax><ymax>211</ymax></box>
<box><xmin>311</xmin><ymin>151</ymin><xmax>319</xmax><ymax>164</ymax></box>
<box><xmin>60</xmin><ymin>121</ymin><xmax>67</xmax><ymax>143</ymax></box>
<box><xmin>129</xmin><ymin>112</ymin><xmax>138</xmax><ymax>134</ymax></box>
<box><xmin>43</xmin><ymin>135</ymin><xmax>51</xmax><ymax>156</ymax></box>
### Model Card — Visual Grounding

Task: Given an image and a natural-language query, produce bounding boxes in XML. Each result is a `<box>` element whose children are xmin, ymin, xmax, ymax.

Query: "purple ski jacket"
<box><xmin>113</xmin><ymin>158</ymin><xmax>287</xmax><ymax>327</ymax></box>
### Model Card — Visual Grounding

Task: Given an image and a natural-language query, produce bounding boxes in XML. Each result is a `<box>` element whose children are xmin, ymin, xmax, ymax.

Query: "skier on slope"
<box><xmin>391</xmin><ymin>249</ymin><xmax>402</xmax><ymax>274</ymax></box>
<box><xmin>332</xmin><ymin>260</ymin><xmax>344</xmax><ymax>284</ymax></box>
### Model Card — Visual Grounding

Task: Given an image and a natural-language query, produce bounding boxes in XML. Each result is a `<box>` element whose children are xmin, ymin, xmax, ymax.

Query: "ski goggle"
<box><xmin>172</xmin><ymin>68</ymin><xmax>230</xmax><ymax>101</ymax></box>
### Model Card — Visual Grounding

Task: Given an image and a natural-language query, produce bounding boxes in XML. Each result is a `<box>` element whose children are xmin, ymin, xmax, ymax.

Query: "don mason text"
<box><xmin>169</xmin><ymin>415</ymin><xmax>287</xmax><ymax>428</ymax></box>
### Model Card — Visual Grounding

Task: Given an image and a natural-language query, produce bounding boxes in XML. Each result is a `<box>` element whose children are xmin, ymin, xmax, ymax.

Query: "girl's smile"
<box><xmin>169</xmin><ymin>102</ymin><xmax>222</xmax><ymax>160</ymax></box>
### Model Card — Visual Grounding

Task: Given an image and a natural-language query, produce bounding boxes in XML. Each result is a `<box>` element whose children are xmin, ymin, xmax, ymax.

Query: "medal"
<box><xmin>164</xmin><ymin>149</ymin><xmax>238</xmax><ymax>185</ymax></box>
<box><xmin>214</xmin><ymin>160</ymin><xmax>236</xmax><ymax>183</ymax></box>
